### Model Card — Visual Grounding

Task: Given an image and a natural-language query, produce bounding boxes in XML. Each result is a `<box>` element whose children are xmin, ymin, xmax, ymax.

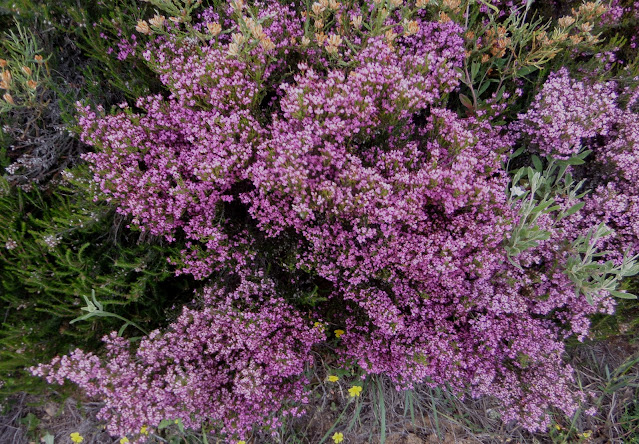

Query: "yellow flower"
<box><xmin>334</xmin><ymin>329</ymin><xmax>345</xmax><ymax>338</ymax></box>
<box><xmin>555</xmin><ymin>424</ymin><xmax>562</xmax><ymax>430</ymax></box>
<box><xmin>70</xmin><ymin>433</ymin><xmax>84</xmax><ymax>443</ymax></box>
<box><xmin>582</xmin><ymin>431</ymin><xmax>592</xmax><ymax>438</ymax></box>
<box><xmin>332</xmin><ymin>432</ymin><xmax>344</xmax><ymax>443</ymax></box>
<box><xmin>328</xmin><ymin>375</ymin><xmax>339</xmax><ymax>382</ymax></box>
<box><xmin>140</xmin><ymin>426</ymin><xmax>149</xmax><ymax>435</ymax></box>
<box><xmin>237</xmin><ymin>441</ymin><xmax>247</xmax><ymax>444</ymax></box>
<box><xmin>348</xmin><ymin>385</ymin><xmax>362</xmax><ymax>397</ymax></box>
<box><xmin>120</xmin><ymin>438</ymin><xmax>130</xmax><ymax>444</ymax></box>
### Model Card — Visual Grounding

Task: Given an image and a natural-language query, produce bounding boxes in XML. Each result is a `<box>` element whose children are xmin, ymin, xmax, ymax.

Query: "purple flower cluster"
<box><xmin>34</xmin><ymin>1</ymin><xmax>633</xmax><ymax>439</ymax></box>
<box><xmin>511</xmin><ymin>68</ymin><xmax>618</xmax><ymax>159</ymax></box>
<box><xmin>32</xmin><ymin>273</ymin><xmax>323</xmax><ymax>441</ymax></box>
<box><xmin>513</xmin><ymin>68</ymin><xmax>639</xmax><ymax>258</ymax></box>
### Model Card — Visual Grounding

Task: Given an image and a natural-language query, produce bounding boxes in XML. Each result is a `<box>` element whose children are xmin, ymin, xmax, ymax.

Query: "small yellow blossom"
<box><xmin>582</xmin><ymin>431</ymin><xmax>592</xmax><ymax>438</ymax></box>
<box><xmin>555</xmin><ymin>424</ymin><xmax>562</xmax><ymax>430</ymax></box>
<box><xmin>237</xmin><ymin>441</ymin><xmax>246</xmax><ymax>444</ymax></box>
<box><xmin>120</xmin><ymin>438</ymin><xmax>130</xmax><ymax>444</ymax></box>
<box><xmin>140</xmin><ymin>425</ymin><xmax>149</xmax><ymax>435</ymax></box>
<box><xmin>348</xmin><ymin>385</ymin><xmax>363</xmax><ymax>397</ymax></box>
<box><xmin>328</xmin><ymin>375</ymin><xmax>339</xmax><ymax>382</ymax></box>
<box><xmin>332</xmin><ymin>432</ymin><xmax>344</xmax><ymax>443</ymax></box>
<box><xmin>334</xmin><ymin>329</ymin><xmax>345</xmax><ymax>338</ymax></box>
<box><xmin>70</xmin><ymin>433</ymin><xmax>84</xmax><ymax>443</ymax></box>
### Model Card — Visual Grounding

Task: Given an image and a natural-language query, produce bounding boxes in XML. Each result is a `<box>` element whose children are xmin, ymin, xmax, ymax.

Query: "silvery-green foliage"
<box><xmin>505</xmin><ymin>150</ymin><xmax>588</xmax><ymax>264</ymax></box>
<box><xmin>564</xmin><ymin>224</ymin><xmax>639</xmax><ymax>305</ymax></box>
<box><xmin>506</xmin><ymin>148</ymin><xmax>639</xmax><ymax>304</ymax></box>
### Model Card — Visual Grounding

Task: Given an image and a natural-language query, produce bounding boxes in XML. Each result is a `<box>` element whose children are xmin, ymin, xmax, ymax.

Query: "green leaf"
<box><xmin>609</xmin><ymin>290</ymin><xmax>637</xmax><ymax>299</ymax></box>
<box><xmin>495</xmin><ymin>85</ymin><xmax>506</xmax><ymax>101</ymax></box>
<box><xmin>516</xmin><ymin>65</ymin><xmax>538</xmax><ymax>77</ymax></box>
<box><xmin>558</xmin><ymin>155</ymin><xmax>587</xmax><ymax>166</ymax></box>
<box><xmin>471</xmin><ymin>61</ymin><xmax>480</xmax><ymax>82</ymax></box>
<box><xmin>459</xmin><ymin>93</ymin><xmax>473</xmax><ymax>110</ymax></box>
<box><xmin>531</xmin><ymin>155</ymin><xmax>543</xmax><ymax>171</ymax></box>
<box><xmin>559</xmin><ymin>202</ymin><xmax>585</xmax><ymax>220</ymax></box>
<box><xmin>118</xmin><ymin>322</ymin><xmax>131</xmax><ymax>337</ymax></box>
<box><xmin>577</xmin><ymin>149</ymin><xmax>593</xmax><ymax>160</ymax></box>
<box><xmin>477</xmin><ymin>79</ymin><xmax>494</xmax><ymax>97</ymax></box>
<box><xmin>511</xmin><ymin>146</ymin><xmax>525</xmax><ymax>159</ymax></box>
<box><xmin>533</xmin><ymin>198</ymin><xmax>557</xmax><ymax>213</ymax></box>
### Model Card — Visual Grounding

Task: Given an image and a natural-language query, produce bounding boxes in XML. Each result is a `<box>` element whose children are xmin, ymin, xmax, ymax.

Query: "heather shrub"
<box><xmin>511</xmin><ymin>66</ymin><xmax>639</xmax><ymax>261</ymax></box>
<box><xmin>33</xmin><ymin>274</ymin><xmax>324</xmax><ymax>441</ymax></box>
<box><xmin>23</xmin><ymin>0</ymin><xmax>639</xmax><ymax>441</ymax></box>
